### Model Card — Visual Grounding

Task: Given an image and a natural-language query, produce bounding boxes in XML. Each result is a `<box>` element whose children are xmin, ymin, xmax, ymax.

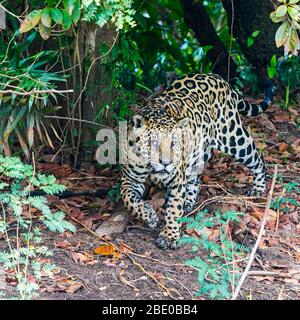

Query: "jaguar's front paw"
<box><xmin>155</xmin><ymin>230</ymin><xmax>180</xmax><ymax>250</ymax></box>
<box><xmin>184</xmin><ymin>201</ymin><xmax>194</xmax><ymax>213</ymax></box>
<box><xmin>143</xmin><ymin>203</ymin><xmax>159</xmax><ymax>229</ymax></box>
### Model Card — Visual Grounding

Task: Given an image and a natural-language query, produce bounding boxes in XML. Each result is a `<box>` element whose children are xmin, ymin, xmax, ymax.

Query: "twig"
<box><xmin>126</xmin><ymin>254</ymin><xmax>180</xmax><ymax>300</ymax></box>
<box><xmin>246</xmin><ymin>270</ymin><xmax>300</xmax><ymax>278</ymax></box>
<box><xmin>232</xmin><ymin>166</ymin><xmax>278</xmax><ymax>300</ymax></box>
<box><xmin>227</xmin><ymin>0</ymin><xmax>235</xmax><ymax>82</ymax></box>
<box><xmin>43</xmin><ymin>115</ymin><xmax>111</xmax><ymax>129</ymax></box>
<box><xmin>0</xmin><ymin>89</ymin><xmax>73</xmax><ymax>96</ymax></box>
<box><xmin>0</xmin><ymin>3</ymin><xmax>22</xmax><ymax>22</ymax></box>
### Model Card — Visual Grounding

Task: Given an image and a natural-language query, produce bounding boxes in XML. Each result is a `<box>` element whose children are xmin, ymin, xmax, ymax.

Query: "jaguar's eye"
<box><xmin>151</xmin><ymin>140</ymin><xmax>159</xmax><ymax>149</ymax></box>
<box><xmin>171</xmin><ymin>141</ymin><xmax>177</xmax><ymax>149</ymax></box>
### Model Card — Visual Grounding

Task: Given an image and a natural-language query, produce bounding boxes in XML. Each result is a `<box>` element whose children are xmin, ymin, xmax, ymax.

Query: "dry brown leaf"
<box><xmin>36</xmin><ymin>163</ymin><xmax>72</xmax><ymax>178</ymax></box>
<box><xmin>55</xmin><ymin>240</ymin><xmax>72</xmax><ymax>249</ymax></box>
<box><xmin>65</xmin><ymin>282</ymin><xmax>83</xmax><ymax>293</ymax></box>
<box><xmin>95</xmin><ymin>212</ymin><xmax>128</xmax><ymax>237</ymax></box>
<box><xmin>70</xmin><ymin>252</ymin><xmax>95</xmax><ymax>265</ymax></box>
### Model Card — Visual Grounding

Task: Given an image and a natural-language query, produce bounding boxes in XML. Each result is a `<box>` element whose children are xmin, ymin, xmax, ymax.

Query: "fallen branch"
<box><xmin>232</xmin><ymin>166</ymin><xmax>278</xmax><ymax>300</ymax></box>
<box><xmin>246</xmin><ymin>270</ymin><xmax>300</xmax><ymax>278</ymax></box>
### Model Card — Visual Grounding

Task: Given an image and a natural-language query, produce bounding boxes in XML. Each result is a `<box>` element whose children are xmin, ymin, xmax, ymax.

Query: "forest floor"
<box><xmin>1</xmin><ymin>103</ymin><xmax>300</xmax><ymax>300</ymax></box>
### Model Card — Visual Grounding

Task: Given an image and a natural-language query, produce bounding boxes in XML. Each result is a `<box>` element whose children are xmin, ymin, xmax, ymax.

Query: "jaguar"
<box><xmin>120</xmin><ymin>73</ymin><xmax>274</xmax><ymax>250</ymax></box>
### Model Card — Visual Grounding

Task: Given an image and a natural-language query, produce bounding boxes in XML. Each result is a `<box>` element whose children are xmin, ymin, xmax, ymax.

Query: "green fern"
<box><xmin>178</xmin><ymin>209</ymin><xmax>248</xmax><ymax>300</ymax></box>
<box><xmin>0</xmin><ymin>156</ymin><xmax>75</xmax><ymax>299</ymax></box>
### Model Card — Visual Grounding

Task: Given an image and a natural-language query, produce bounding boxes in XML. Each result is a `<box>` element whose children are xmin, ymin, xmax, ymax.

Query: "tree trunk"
<box><xmin>180</xmin><ymin>0</ymin><xmax>237</xmax><ymax>81</ymax></box>
<box><xmin>222</xmin><ymin>0</ymin><xmax>282</xmax><ymax>80</ymax></box>
<box><xmin>76</xmin><ymin>24</ymin><xmax>117</xmax><ymax>167</ymax></box>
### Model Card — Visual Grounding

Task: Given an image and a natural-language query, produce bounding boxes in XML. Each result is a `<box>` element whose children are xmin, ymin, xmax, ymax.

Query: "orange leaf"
<box><xmin>202</xmin><ymin>175</ymin><xmax>211</xmax><ymax>184</ymax></box>
<box><xmin>94</xmin><ymin>244</ymin><xmax>121</xmax><ymax>259</ymax></box>
<box><xmin>279</xmin><ymin>142</ymin><xmax>288</xmax><ymax>153</ymax></box>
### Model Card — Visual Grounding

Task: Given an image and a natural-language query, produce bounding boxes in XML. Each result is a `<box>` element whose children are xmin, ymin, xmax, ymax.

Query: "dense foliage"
<box><xmin>0</xmin><ymin>0</ymin><xmax>298</xmax><ymax>159</ymax></box>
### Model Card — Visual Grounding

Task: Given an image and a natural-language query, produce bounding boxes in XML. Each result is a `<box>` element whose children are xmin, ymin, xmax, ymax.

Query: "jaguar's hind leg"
<box><xmin>219</xmin><ymin>123</ymin><xmax>266</xmax><ymax>195</ymax></box>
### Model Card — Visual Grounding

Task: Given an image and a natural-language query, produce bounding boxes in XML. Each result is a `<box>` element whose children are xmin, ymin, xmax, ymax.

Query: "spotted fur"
<box><xmin>121</xmin><ymin>73</ymin><xmax>274</xmax><ymax>250</ymax></box>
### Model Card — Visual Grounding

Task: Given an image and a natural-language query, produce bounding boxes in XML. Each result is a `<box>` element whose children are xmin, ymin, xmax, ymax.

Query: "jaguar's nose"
<box><xmin>160</xmin><ymin>158</ymin><xmax>171</xmax><ymax>166</ymax></box>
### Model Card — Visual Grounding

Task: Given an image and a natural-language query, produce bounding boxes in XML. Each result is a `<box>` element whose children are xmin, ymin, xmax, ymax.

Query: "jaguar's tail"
<box><xmin>237</xmin><ymin>80</ymin><xmax>274</xmax><ymax>117</ymax></box>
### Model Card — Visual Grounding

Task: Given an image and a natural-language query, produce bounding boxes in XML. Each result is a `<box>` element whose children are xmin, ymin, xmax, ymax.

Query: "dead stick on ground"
<box><xmin>126</xmin><ymin>254</ymin><xmax>179</xmax><ymax>300</ymax></box>
<box><xmin>232</xmin><ymin>165</ymin><xmax>278</xmax><ymax>300</ymax></box>
<box><xmin>246</xmin><ymin>271</ymin><xmax>300</xmax><ymax>278</ymax></box>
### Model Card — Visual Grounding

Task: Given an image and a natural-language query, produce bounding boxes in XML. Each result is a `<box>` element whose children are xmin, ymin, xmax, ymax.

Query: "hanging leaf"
<box><xmin>72</xmin><ymin>0</ymin><xmax>81</xmax><ymax>23</ymax></box>
<box><xmin>289</xmin><ymin>28</ymin><xmax>300</xmax><ymax>54</ymax></box>
<box><xmin>287</xmin><ymin>6</ymin><xmax>300</xmax><ymax>19</ymax></box>
<box><xmin>62</xmin><ymin>9</ymin><xmax>72</xmax><ymax>30</ymax></box>
<box><xmin>15</xmin><ymin>127</ymin><xmax>30</xmax><ymax>159</ymax></box>
<box><xmin>3</xmin><ymin>107</ymin><xmax>27</xmax><ymax>140</ymax></box>
<box><xmin>275</xmin><ymin>5</ymin><xmax>288</xmax><ymax>17</ymax></box>
<box><xmin>64</xmin><ymin>0</ymin><xmax>75</xmax><ymax>16</ymax></box>
<box><xmin>270</xmin><ymin>11</ymin><xmax>286</xmax><ymax>23</ymax></box>
<box><xmin>289</xmin><ymin>0</ymin><xmax>300</xmax><ymax>4</ymax></box>
<box><xmin>27</xmin><ymin>113</ymin><xmax>35</xmax><ymax>148</ymax></box>
<box><xmin>39</xmin><ymin>21</ymin><xmax>51</xmax><ymax>40</ymax></box>
<box><xmin>41</xmin><ymin>9</ymin><xmax>52</xmax><ymax>28</ymax></box>
<box><xmin>20</xmin><ymin>10</ymin><xmax>42</xmax><ymax>33</ymax></box>
<box><xmin>275</xmin><ymin>21</ymin><xmax>290</xmax><ymax>48</ymax></box>
<box><xmin>50</xmin><ymin>8</ymin><xmax>64</xmax><ymax>25</ymax></box>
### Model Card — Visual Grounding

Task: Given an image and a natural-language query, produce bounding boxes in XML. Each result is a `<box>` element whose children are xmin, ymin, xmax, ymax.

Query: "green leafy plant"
<box><xmin>246</xmin><ymin>30</ymin><xmax>260</xmax><ymax>47</ymax></box>
<box><xmin>270</xmin><ymin>181</ymin><xmax>299</xmax><ymax>213</ymax></box>
<box><xmin>270</xmin><ymin>0</ymin><xmax>300</xmax><ymax>56</ymax></box>
<box><xmin>0</xmin><ymin>32</ymin><xmax>66</xmax><ymax>157</ymax></box>
<box><xmin>268</xmin><ymin>54</ymin><xmax>278</xmax><ymax>79</ymax></box>
<box><xmin>107</xmin><ymin>182</ymin><xmax>121</xmax><ymax>202</ymax></box>
<box><xmin>82</xmin><ymin>0</ymin><xmax>136</xmax><ymax>31</ymax></box>
<box><xmin>18</xmin><ymin>0</ymin><xmax>136</xmax><ymax>39</ymax></box>
<box><xmin>0</xmin><ymin>155</ymin><xmax>75</xmax><ymax>299</ymax></box>
<box><xmin>179</xmin><ymin>210</ymin><xmax>248</xmax><ymax>300</ymax></box>
<box><xmin>19</xmin><ymin>0</ymin><xmax>81</xmax><ymax>39</ymax></box>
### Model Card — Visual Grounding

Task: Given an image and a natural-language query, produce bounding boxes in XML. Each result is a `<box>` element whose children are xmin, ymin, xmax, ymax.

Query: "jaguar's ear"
<box><xmin>178</xmin><ymin>117</ymin><xmax>190</xmax><ymax>128</ymax></box>
<box><xmin>131</xmin><ymin>115</ymin><xmax>145</xmax><ymax>130</ymax></box>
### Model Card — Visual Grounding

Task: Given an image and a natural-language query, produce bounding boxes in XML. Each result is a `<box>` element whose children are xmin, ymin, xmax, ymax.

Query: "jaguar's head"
<box><xmin>126</xmin><ymin>114</ymin><xmax>190</xmax><ymax>175</ymax></box>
